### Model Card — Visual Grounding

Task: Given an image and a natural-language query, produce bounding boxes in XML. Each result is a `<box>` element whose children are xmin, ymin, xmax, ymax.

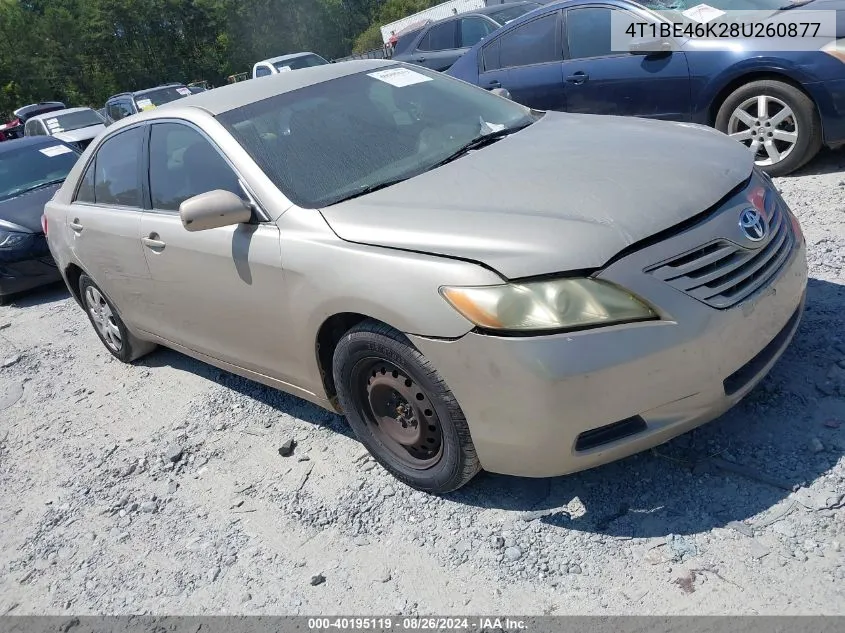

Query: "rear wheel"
<box><xmin>715</xmin><ymin>80</ymin><xmax>822</xmax><ymax>177</ymax></box>
<box><xmin>79</xmin><ymin>274</ymin><xmax>156</xmax><ymax>362</ymax></box>
<box><xmin>332</xmin><ymin>320</ymin><xmax>480</xmax><ymax>494</ymax></box>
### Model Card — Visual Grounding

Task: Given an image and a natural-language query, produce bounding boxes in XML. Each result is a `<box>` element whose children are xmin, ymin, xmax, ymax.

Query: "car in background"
<box><xmin>0</xmin><ymin>102</ymin><xmax>67</xmax><ymax>142</ymax></box>
<box><xmin>0</xmin><ymin>136</ymin><xmax>80</xmax><ymax>303</ymax></box>
<box><xmin>393</xmin><ymin>1</ymin><xmax>541</xmax><ymax>72</ymax></box>
<box><xmin>252</xmin><ymin>52</ymin><xmax>330</xmax><ymax>79</ymax></box>
<box><xmin>44</xmin><ymin>60</ymin><xmax>805</xmax><ymax>493</ymax></box>
<box><xmin>23</xmin><ymin>107</ymin><xmax>106</xmax><ymax>152</ymax></box>
<box><xmin>103</xmin><ymin>83</ymin><xmax>192</xmax><ymax>125</ymax></box>
<box><xmin>447</xmin><ymin>0</ymin><xmax>845</xmax><ymax>176</ymax></box>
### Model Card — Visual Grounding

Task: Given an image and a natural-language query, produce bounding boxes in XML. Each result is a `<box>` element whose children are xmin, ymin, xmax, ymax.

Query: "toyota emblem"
<box><xmin>738</xmin><ymin>208</ymin><xmax>768</xmax><ymax>242</ymax></box>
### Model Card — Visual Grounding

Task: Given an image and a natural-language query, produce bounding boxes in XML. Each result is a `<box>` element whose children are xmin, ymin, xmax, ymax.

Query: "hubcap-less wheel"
<box><xmin>354</xmin><ymin>358</ymin><xmax>443</xmax><ymax>470</ymax></box>
<box><xmin>84</xmin><ymin>286</ymin><xmax>122</xmax><ymax>352</ymax></box>
<box><xmin>728</xmin><ymin>95</ymin><xmax>798</xmax><ymax>167</ymax></box>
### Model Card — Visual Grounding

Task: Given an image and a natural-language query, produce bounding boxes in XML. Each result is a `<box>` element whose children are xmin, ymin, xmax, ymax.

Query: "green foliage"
<box><xmin>0</xmin><ymin>0</ymin><xmax>424</xmax><ymax>118</ymax></box>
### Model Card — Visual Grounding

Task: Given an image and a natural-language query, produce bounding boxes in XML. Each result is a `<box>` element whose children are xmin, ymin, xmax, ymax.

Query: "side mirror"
<box><xmin>490</xmin><ymin>87</ymin><xmax>512</xmax><ymax>100</ymax></box>
<box><xmin>629</xmin><ymin>38</ymin><xmax>674</xmax><ymax>55</ymax></box>
<box><xmin>179</xmin><ymin>190</ymin><xmax>253</xmax><ymax>232</ymax></box>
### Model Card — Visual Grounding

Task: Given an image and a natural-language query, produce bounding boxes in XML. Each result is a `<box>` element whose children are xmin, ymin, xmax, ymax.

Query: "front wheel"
<box><xmin>715</xmin><ymin>80</ymin><xmax>822</xmax><ymax>177</ymax></box>
<box><xmin>332</xmin><ymin>320</ymin><xmax>480</xmax><ymax>494</ymax></box>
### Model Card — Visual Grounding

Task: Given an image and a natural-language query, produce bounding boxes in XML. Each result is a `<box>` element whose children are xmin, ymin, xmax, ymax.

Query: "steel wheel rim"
<box><xmin>84</xmin><ymin>286</ymin><xmax>123</xmax><ymax>352</ymax></box>
<box><xmin>352</xmin><ymin>358</ymin><xmax>443</xmax><ymax>470</ymax></box>
<box><xmin>727</xmin><ymin>95</ymin><xmax>798</xmax><ymax>167</ymax></box>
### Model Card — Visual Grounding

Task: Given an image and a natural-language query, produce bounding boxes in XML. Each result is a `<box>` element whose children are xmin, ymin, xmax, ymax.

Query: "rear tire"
<box><xmin>79</xmin><ymin>274</ymin><xmax>156</xmax><ymax>363</ymax></box>
<box><xmin>715</xmin><ymin>80</ymin><xmax>822</xmax><ymax>177</ymax></box>
<box><xmin>332</xmin><ymin>319</ymin><xmax>480</xmax><ymax>494</ymax></box>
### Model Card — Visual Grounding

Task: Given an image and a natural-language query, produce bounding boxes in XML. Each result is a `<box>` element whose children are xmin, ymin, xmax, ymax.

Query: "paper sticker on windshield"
<box><xmin>681</xmin><ymin>3</ymin><xmax>726</xmax><ymax>22</ymax></box>
<box><xmin>39</xmin><ymin>145</ymin><xmax>73</xmax><ymax>157</ymax></box>
<box><xmin>177</xmin><ymin>87</ymin><xmax>191</xmax><ymax>96</ymax></box>
<box><xmin>136</xmin><ymin>98</ymin><xmax>155</xmax><ymax>111</ymax></box>
<box><xmin>368</xmin><ymin>68</ymin><xmax>432</xmax><ymax>88</ymax></box>
<box><xmin>277</xmin><ymin>65</ymin><xmax>292</xmax><ymax>72</ymax></box>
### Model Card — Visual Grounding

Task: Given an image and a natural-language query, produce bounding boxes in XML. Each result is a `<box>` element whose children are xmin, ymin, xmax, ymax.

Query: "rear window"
<box><xmin>0</xmin><ymin>143</ymin><xmax>78</xmax><ymax>201</ymax></box>
<box><xmin>134</xmin><ymin>86</ymin><xmax>190</xmax><ymax>110</ymax></box>
<box><xmin>273</xmin><ymin>55</ymin><xmax>328</xmax><ymax>71</ymax></box>
<box><xmin>45</xmin><ymin>110</ymin><xmax>104</xmax><ymax>133</ymax></box>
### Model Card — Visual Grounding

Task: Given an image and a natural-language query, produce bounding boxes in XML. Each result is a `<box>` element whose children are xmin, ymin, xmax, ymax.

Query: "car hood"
<box><xmin>0</xmin><ymin>182</ymin><xmax>62</xmax><ymax>232</ymax></box>
<box><xmin>320</xmin><ymin>112</ymin><xmax>753</xmax><ymax>279</ymax></box>
<box><xmin>54</xmin><ymin>125</ymin><xmax>105</xmax><ymax>143</ymax></box>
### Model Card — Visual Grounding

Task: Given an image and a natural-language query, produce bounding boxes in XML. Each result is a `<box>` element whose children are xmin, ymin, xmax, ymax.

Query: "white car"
<box><xmin>23</xmin><ymin>107</ymin><xmax>105</xmax><ymax>152</ymax></box>
<box><xmin>251</xmin><ymin>52</ymin><xmax>329</xmax><ymax>79</ymax></box>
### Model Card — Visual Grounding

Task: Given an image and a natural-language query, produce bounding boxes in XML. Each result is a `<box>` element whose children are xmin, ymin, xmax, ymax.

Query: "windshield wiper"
<box><xmin>428</xmin><ymin>123</ymin><xmax>529</xmax><ymax>170</ymax></box>
<box><xmin>329</xmin><ymin>175</ymin><xmax>414</xmax><ymax>205</ymax></box>
<box><xmin>18</xmin><ymin>179</ymin><xmax>66</xmax><ymax>195</ymax></box>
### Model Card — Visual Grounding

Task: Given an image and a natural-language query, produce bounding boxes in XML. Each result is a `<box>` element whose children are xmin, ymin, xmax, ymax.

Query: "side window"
<box><xmin>499</xmin><ymin>13</ymin><xmax>560</xmax><ymax>68</ymax></box>
<box><xmin>255</xmin><ymin>65</ymin><xmax>272</xmax><ymax>78</ymax></box>
<box><xmin>75</xmin><ymin>158</ymin><xmax>96</xmax><ymax>203</ymax></box>
<box><xmin>107</xmin><ymin>101</ymin><xmax>128</xmax><ymax>121</ymax></box>
<box><xmin>459</xmin><ymin>17</ymin><xmax>496</xmax><ymax>47</ymax></box>
<box><xmin>566</xmin><ymin>7</ymin><xmax>632</xmax><ymax>59</ymax></box>
<box><xmin>24</xmin><ymin>120</ymin><xmax>37</xmax><ymax>136</ymax></box>
<box><xmin>481</xmin><ymin>38</ymin><xmax>501</xmax><ymax>71</ymax></box>
<box><xmin>93</xmin><ymin>126</ymin><xmax>144</xmax><ymax>207</ymax></box>
<box><xmin>419</xmin><ymin>21</ymin><xmax>456</xmax><ymax>51</ymax></box>
<box><xmin>148</xmin><ymin>122</ymin><xmax>243</xmax><ymax>212</ymax></box>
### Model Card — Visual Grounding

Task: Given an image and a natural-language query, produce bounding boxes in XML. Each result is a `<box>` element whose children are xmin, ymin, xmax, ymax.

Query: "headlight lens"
<box><xmin>0</xmin><ymin>228</ymin><xmax>28</xmax><ymax>249</ymax></box>
<box><xmin>440</xmin><ymin>278</ymin><xmax>657</xmax><ymax>332</ymax></box>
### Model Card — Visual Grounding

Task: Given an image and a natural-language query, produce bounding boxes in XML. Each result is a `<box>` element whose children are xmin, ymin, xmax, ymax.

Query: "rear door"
<box><xmin>138</xmin><ymin>120</ymin><xmax>290</xmax><ymax>379</ymax></box>
<box><xmin>560</xmin><ymin>5</ymin><xmax>691</xmax><ymax>120</ymax></box>
<box><xmin>480</xmin><ymin>11</ymin><xmax>567</xmax><ymax>111</ymax></box>
<box><xmin>66</xmin><ymin>125</ymin><xmax>151</xmax><ymax>322</ymax></box>
<box><xmin>411</xmin><ymin>20</ymin><xmax>460</xmax><ymax>71</ymax></box>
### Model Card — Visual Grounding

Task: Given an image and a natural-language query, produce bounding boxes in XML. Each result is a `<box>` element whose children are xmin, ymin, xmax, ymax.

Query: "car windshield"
<box><xmin>44</xmin><ymin>110</ymin><xmax>103</xmax><ymax>133</ymax></box>
<box><xmin>273</xmin><ymin>55</ymin><xmax>328</xmax><ymax>72</ymax></box>
<box><xmin>135</xmin><ymin>86</ymin><xmax>190</xmax><ymax>108</ymax></box>
<box><xmin>218</xmin><ymin>65</ymin><xmax>539</xmax><ymax>208</ymax></box>
<box><xmin>489</xmin><ymin>3</ymin><xmax>541</xmax><ymax>24</ymax></box>
<box><xmin>0</xmin><ymin>143</ymin><xmax>77</xmax><ymax>201</ymax></box>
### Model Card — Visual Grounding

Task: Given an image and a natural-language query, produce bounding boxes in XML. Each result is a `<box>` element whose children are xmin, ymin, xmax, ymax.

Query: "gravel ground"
<box><xmin>1</xmin><ymin>149</ymin><xmax>844</xmax><ymax>616</ymax></box>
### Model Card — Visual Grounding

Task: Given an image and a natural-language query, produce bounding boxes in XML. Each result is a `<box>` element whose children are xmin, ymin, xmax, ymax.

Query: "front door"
<box><xmin>560</xmin><ymin>5</ymin><xmax>692</xmax><ymax>120</ymax></box>
<box><xmin>411</xmin><ymin>20</ymin><xmax>460</xmax><ymax>71</ymax></box>
<box><xmin>138</xmin><ymin>121</ymin><xmax>291</xmax><ymax>381</ymax></box>
<box><xmin>67</xmin><ymin>125</ymin><xmax>151</xmax><ymax>324</ymax></box>
<box><xmin>492</xmin><ymin>11</ymin><xmax>567</xmax><ymax>112</ymax></box>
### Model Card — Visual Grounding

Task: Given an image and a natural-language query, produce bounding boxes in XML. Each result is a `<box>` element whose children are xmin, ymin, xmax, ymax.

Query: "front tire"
<box><xmin>715</xmin><ymin>80</ymin><xmax>822</xmax><ymax>177</ymax></box>
<box><xmin>79</xmin><ymin>274</ymin><xmax>156</xmax><ymax>362</ymax></box>
<box><xmin>332</xmin><ymin>320</ymin><xmax>480</xmax><ymax>494</ymax></box>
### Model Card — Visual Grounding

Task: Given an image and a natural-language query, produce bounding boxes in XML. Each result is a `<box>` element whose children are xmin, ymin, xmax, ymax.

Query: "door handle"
<box><xmin>69</xmin><ymin>219</ymin><xmax>83</xmax><ymax>232</ymax></box>
<box><xmin>141</xmin><ymin>234</ymin><xmax>166</xmax><ymax>250</ymax></box>
<box><xmin>566</xmin><ymin>72</ymin><xmax>589</xmax><ymax>85</ymax></box>
<box><xmin>487</xmin><ymin>79</ymin><xmax>502</xmax><ymax>88</ymax></box>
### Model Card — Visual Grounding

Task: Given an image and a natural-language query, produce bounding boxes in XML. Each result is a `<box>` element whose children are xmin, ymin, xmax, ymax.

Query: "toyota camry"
<box><xmin>43</xmin><ymin>60</ymin><xmax>807</xmax><ymax>493</ymax></box>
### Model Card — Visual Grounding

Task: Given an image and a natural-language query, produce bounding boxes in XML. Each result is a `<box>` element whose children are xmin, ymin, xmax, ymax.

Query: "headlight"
<box><xmin>439</xmin><ymin>278</ymin><xmax>657</xmax><ymax>332</ymax></box>
<box><xmin>0</xmin><ymin>219</ymin><xmax>31</xmax><ymax>249</ymax></box>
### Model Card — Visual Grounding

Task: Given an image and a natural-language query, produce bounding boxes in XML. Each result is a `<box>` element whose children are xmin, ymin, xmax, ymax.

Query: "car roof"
<box><xmin>106</xmin><ymin>84</ymin><xmax>186</xmax><ymax>101</ymax></box>
<box><xmin>469</xmin><ymin>1</ymin><xmax>541</xmax><ymax>15</ymax></box>
<box><xmin>13</xmin><ymin>102</ymin><xmax>66</xmax><ymax>117</ymax></box>
<box><xmin>28</xmin><ymin>107</ymin><xmax>97</xmax><ymax>121</ymax></box>
<box><xmin>0</xmin><ymin>135</ymin><xmax>72</xmax><ymax>154</ymax></box>
<box><xmin>257</xmin><ymin>52</ymin><xmax>323</xmax><ymax>66</ymax></box>
<box><xmin>160</xmin><ymin>59</ymin><xmax>394</xmax><ymax>116</ymax></box>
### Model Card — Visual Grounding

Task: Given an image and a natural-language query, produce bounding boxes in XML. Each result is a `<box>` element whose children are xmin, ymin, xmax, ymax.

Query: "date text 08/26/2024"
<box><xmin>307</xmin><ymin>617</ymin><xmax>527</xmax><ymax>631</ymax></box>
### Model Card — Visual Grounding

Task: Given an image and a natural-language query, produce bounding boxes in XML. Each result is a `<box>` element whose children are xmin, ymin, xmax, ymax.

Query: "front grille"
<box><xmin>646</xmin><ymin>203</ymin><xmax>795</xmax><ymax>309</ymax></box>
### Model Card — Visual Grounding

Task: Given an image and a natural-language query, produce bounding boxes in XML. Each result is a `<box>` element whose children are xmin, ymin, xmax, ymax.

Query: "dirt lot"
<box><xmin>1</xmin><ymin>150</ymin><xmax>844</xmax><ymax>616</ymax></box>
